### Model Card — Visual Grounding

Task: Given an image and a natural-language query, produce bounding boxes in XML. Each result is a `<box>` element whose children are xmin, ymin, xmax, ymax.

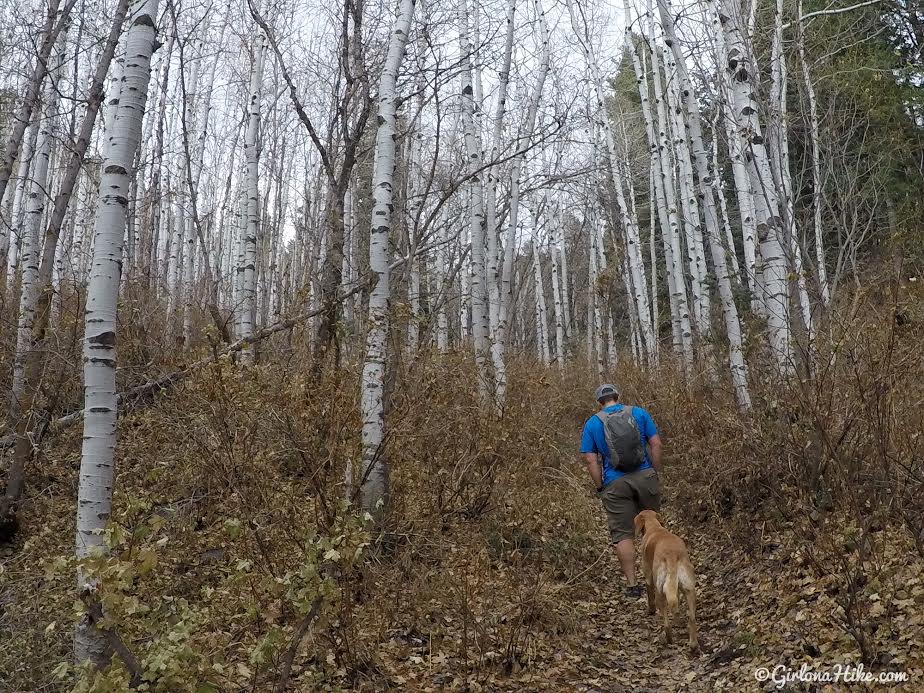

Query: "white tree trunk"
<box><xmin>548</xmin><ymin>205</ymin><xmax>566</xmax><ymax>366</ymax></box>
<box><xmin>181</xmin><ymin>54</ymin><xmax>200</xmax><ymax>343</ymax></box>
<box><xmin>1</xmin><ymin>122</ymin><xmax>38</xmax><ymax>288</ymax></box>
<box><xmin>710</xmin><ymin>107</ymin><xmax>741</xmax><ymax>282</ymax></box>
<box><xmin>556</xmin><ymin>206</ymin><xmax>572</xmax><ymax>340</ymax></box>
<box><xmin>436</xmin><ymin>212</ymin><xmax>450</xmax><ymax>352</ymax></box>
<box><xmin>0</xmin><ymin>0</ymin><xmax>73</xmax><ymax>207</ymax></box>
<box><xmin>166</xmin><ymin>181</ymin><xmax>184</xmax><ymax>324</ymax></box>
<box><xmin>588</xmin><ymin>222</ymin><xmax>605</xmax><ymax>377</ymax></box>
<box><xmin>713</xmin><ymin>23</ymin><xmax>760</xmax><ymax>310</ymax></box>
<box><xmin>796</xmin><ymin>0</ymin><xmax>830</xmax><ymax>306</ymax></box>
<box><xmin>74</xmin><ymin>0</ymin><xmax>160</xmax><ymax>667</ymax></box>
<box><xmin>238</xmin><ymin>34</ymin><xmax>266</xmax><ymax>365</ymax></box>
<box><xmin>0</xmin><ymin>118</ymin><xmax>41</xmax><ymax>284</ymax></box>
<box><xmin>647</xmin><ymin>173</ymin><xmax>660</xmax><ymax>346</ymax></box>
<box><xmin>458</xmin><ymin>0</ymin><xmax>491</xmax><ymax>398</ymax></box>
<box><xmin>497</xmin><ymin>0</ymin><xmax>550</xmax><ymax>404</ymax></box>
<box><xmin>714</xmin><ymin>0</ymin><xmax>793</xmax><ymax>372</ymax></box>
<box><xmin>721</xmin><ymin>95</ymin><xmax>759</xmax><ymax>305</ymax></box>
<box><xmin>342</xmin><ymin>184</ymin><xmax>355</xmax><ymax>327</ymax></box>
<box><xmin>622</xmin><ymin>250</ymin><xmax>642</xmax><ymax>365</ymax></box>
<box><xmin>768</xmin><ymin>0</ymin><xmax>814</xmax><ymax>344</ymax></box>
<box><xmin>10</xmin><ymin>27</ymin><xmax>68</xmax><ymax>420</ymax></box>
<box><xmin>646</xmin><ymin>18</ymin><xmax>693</xmax><ymax>366</ymax></box>
<box><xmin>485</xmin><ymin>0</ymin><xmax>515</xmax><ymax>387</ymax></box>
<box><xmin>660</xmin><ymin>38</ymin><xmax>709</xmax><ymax>337</ymax></box>
<box><xmin>359</xmin><ymin>0</ymin><xmax>415</xmax><ymax>518</ymax></box>
<box><xmin>568</xmin><ymin>0</ymin><xmax>655</xmax><ymax>360</ymax></box>
<box><xmin>531</xmin><ymin>238</ymin><xmax>550</xmax><ymax>366</ymax></box>
<box><xmin>625</xmin><ymin>19</ymin><xmax>668</xmax><ymax>357</ymax></box>
<box><xmin>404</xmin><ymin>118</ymin><xmax>422</xmax><ymax>354</ymax></box>
<box><xmin>657</xmin><ymin>0</ymin><xmax>750</xmax><ymax>408</ymax></box>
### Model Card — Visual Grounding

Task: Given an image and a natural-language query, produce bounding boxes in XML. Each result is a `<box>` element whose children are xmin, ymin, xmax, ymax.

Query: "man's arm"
<box><xmin>648</xmin><ymin>434</ymin><xmax>663</xmax><ymax>472</ymax></box>
<box><xmin>583</xmin><ymin>452</ymin><xmax>603</xmax><ymax>490</ymax></box>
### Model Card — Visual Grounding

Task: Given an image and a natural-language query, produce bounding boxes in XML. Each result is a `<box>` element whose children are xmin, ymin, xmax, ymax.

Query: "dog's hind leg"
<box><xmin>679</xmin><ymin>561</ymin><xmax>698</xmax><ymax>651</ymax></box>
<box><xmin>662</xmin><ymin>569</ymin><xmax>679</xmax><ymax>646</ymax></box>
<box><xmin>660</xmin><ymin>594</ymin><xmax>674</xmax><ymax>645</ymax></box>
<box><xmin>654</xmin><ymin>588</ymin><xmax>673</xmax><ymax>645</ymax></box>
<box><xmin>645</xmin><ymin>577</ymin><xmax>656</xmax><ymax>616</ymax></box>
<box><xmin>685</xmin><ymin>586</ymin><xmax>699</xmax><ymax>652</ymax></box>
<box><xmin>653</xmin><ymin>590</ymin><xmax>670</xmax><ymax>645</ymax></box>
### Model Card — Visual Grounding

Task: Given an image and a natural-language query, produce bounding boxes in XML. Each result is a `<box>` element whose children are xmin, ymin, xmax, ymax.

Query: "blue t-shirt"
<box><xmin>580</xmin><ymin>404</ymin><xmax>658</xmax><ymax>486</ymax></box>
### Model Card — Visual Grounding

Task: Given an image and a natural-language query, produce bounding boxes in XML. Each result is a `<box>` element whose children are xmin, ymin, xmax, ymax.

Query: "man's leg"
<box><xmin>601</xmin><ymin>477</ymin><xmax>639</xmax><ymax>589</ymax></box>
<box><xmin>615</xmin><ymin>537</ymin><xmax>636</xmax><ymax>586</ymax></box>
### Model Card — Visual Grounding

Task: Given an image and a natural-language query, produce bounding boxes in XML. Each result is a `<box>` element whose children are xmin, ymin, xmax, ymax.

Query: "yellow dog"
<box><xmin>634</xmin><ymin>509</ymin><xmax>699</xmax><ymax>651</ymax></box>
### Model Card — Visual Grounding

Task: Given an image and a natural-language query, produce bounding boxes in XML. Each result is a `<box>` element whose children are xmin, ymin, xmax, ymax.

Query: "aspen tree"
<box><xmin>0</xmin><ymin>123</ymin><xmax>38</xmax><ymax>294</ymax></box>
<box><xmin>74</xmin><ymin>0</ymin><xmax>160</xmax><ymax>666</ymax></box>
<box><xmin>238</xmin><ymin>34</ymin><xmax>266</xmax><ymax>365</ymax></box>
<box><xmin>0</xmin><ymin>0</ymin><xmax>76</xmax><ymax>206</ymax></box>
<box><xmin>588</xmin><ymin>217</ymin><xmax>605</xmax><ymax>377</ymax></box>
<box><xmin>555</xmin><ymin>205</ymin><xmax>572</xmax><ymax>340</ymax></box>
<box><xmin>713</xmin><ymin>0</ymin><xmax>793</xmax><ymax>372</ymax></box>
<box><xmin>359</xmin><ymin>0</ymin><xmax>416</xmax><ymax>518</ymax></box>
<box><xmin>497</xmin><ymin>0</ymin><xmax>550</xmax><ymax>405</ymax></box>
<box><xmin>710</xmin><ymin>107</ymin><xmax>741</xmax><ymax>282</ymax></box>
<box><xmin>485</xmin><ymin>0</ymin><xmax>515</xmax><ymax>383</ymax></box>
<box><xmin>646</xmin><ymin>14</ymin><xmax>693</xmax><ymax>365</ymax></box>
<box><xmin>459</xmin><ymin>0</ymin><xmax>492</xmax><ymax>398</ymax></box>
<box><xmin>656</xmin><ymin>0</ymin><xmax>751</xmax><ymax>408</ymax></box>
<box><xmin>567</xmin><ymin>0</ymin><xmax>655</xmax><ymax>359</ymax></box>
<box><xmin>548</xmin><ymin>202</ymin><xmax>566</xmax><ymax>366</ymax></box>
<box><xmin>660</xmin><ymin>36</ymin><xmax>709</xmax><ymax>337</ymax></box>
<box><xmin>10</xmin><ymin>23</ymin><xmax>69</xmax><ymax>423</ymax></box>
<box><xmin>768</xmin><ymin>0</ymin><xmax>814</xmax><ymax>343</ymax></box>
<box><xmin>796</xmin><ymin>0</ymin><xmax>830</xmax><ymax>306</ymax></box>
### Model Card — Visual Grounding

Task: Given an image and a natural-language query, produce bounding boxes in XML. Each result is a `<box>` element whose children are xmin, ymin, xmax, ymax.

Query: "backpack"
<box><xmin>595</xmin><ymin>407</ymin><xmax>645</xmax><ymax>473</ymax></box>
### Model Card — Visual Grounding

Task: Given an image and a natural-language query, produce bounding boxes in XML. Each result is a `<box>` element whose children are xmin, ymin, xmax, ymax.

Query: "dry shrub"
<box><xmin>342</xmin><ymin>353</ymin><xmax>602</xmax><ymax>682</ymax></box>
<box><xmin>633</xmin><ymin>272</ymin><xmax>924</xmax><ymax>665</ymax></box>
<box><xmin>4</xmin><ymin>270</ymin><xmax>922</xmax><ymax>688</ymax></box>
<box><xmin>1</xmin><ymin>339</ymin><xmax>608</xmax><ymax>690</ymax></box>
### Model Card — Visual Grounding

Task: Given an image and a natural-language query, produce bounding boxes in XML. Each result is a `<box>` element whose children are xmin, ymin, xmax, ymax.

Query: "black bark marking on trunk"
<box><xmin>89</xmin><ymin>331</ymin><xmax>116</xmax><ymax>346</ymax></box>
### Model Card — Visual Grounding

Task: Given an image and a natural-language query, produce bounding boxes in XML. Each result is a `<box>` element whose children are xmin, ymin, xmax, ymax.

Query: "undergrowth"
<box><xmin>0</xmin><ymin>272</ymin><xmax>922</xmax><ymax>690</ymax></box>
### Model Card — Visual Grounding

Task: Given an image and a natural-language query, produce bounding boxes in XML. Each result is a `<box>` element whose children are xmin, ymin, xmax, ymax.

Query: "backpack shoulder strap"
<box><xmin>595</xmin><ymin>410</ymin><xmax>609</xmax><ymax>424</ymax></box>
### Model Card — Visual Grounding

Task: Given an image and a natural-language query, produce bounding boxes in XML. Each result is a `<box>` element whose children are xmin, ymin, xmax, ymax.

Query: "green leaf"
<box><xmin>52</xmin><ymin>661</ymin><xmax>69</xmax><ymax>679</ymax></box>
<box><xmin>224</xmin><ymin>518</ymin><xmax>243</xmax><ymax>540</ymax></box>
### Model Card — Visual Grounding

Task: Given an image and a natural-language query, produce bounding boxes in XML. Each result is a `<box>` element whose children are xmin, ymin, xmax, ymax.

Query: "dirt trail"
<box><xmin>504</xmin><ymin>510</ymin><xmax>920</xmax><ymax>692</ymax></box>
<box><xmin>525</xmin><ymin>519</ymin><xmax>755</xmax><ymax>691</ymax></box>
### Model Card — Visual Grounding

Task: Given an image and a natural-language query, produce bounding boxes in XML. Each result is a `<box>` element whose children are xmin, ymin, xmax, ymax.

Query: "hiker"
<box><xmin>580</xmin><ymin>383</ymin><xmax>663</xmax><ymax>598</ymax></box>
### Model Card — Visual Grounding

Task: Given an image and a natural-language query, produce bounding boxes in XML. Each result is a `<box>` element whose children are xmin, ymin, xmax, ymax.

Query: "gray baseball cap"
<box><xmin>594</xmin><ymin>383</ymin><xmax>619</xmax><ymax>402</ymax></box>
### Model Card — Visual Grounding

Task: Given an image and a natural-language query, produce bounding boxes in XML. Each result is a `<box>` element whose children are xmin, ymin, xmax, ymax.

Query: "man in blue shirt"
<box><xmin>580</xmin><ymin>383</ymin><xmax>663</xmax><ymax>598</ymax></box>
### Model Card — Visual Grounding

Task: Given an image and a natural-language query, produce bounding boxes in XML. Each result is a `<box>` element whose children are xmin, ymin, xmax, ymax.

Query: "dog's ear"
<box><xmin>634</xmin><ymin>512</ymin><xmax>646</xmax><ymax>539</ymax></box>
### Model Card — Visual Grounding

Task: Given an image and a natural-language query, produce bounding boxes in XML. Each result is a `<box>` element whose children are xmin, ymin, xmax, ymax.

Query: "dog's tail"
<box><xmin>658</xmin><ymin>563</ymin><xmax>680</xmax><ymax>611</ymax></box>
<box><xmin>678</xmin><ymin>558</ymin><xmax>696</xmax><ymax>594</ymax></box>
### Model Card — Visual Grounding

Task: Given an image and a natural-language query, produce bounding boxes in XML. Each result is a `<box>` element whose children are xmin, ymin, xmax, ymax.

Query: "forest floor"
<box><xmin>3</xmin><ymin>341</ymin><xmax>924</xmax><ymax>691</ymax></box>
<box><xmin>5</xmin><ymin>466</ymin><xmax>923</xmax><ymax>692</ymax></box>
<box><xmin>378</xmin><ymin>503</ymin><xmax>924</xmax><ymax>692</ymax></box>
<box><xmin>4</xmin><ymin>445</ymin><xmax>924</xmax><ymax>692</ymax></box>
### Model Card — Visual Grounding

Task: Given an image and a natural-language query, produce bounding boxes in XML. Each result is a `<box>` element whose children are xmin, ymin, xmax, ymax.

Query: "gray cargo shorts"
<box><xmin>598</xmin><ymin>467</ymin><xmax>661</xmax><ymax>543</ymax></box>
